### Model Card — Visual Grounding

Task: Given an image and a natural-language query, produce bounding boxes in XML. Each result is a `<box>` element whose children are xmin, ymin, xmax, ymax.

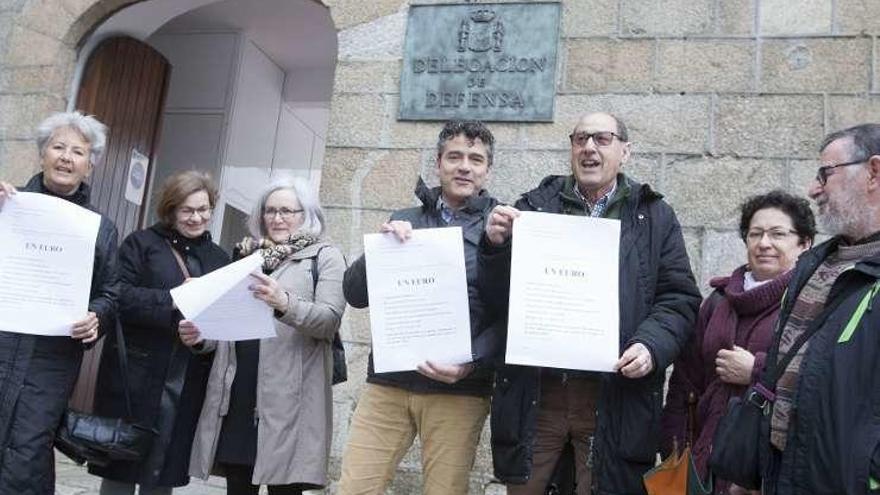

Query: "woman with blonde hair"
<box><xmin>90</xmin><ymin>171</ymin><xmax>229</xmax><ymax>494</ymax></box>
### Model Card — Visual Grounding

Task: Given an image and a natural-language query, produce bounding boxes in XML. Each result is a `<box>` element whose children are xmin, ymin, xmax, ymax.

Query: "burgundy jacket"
<box><xmin>661</xmin><ymin>265</ymin><xmax>792</xmax><ymax>492</ymax></box>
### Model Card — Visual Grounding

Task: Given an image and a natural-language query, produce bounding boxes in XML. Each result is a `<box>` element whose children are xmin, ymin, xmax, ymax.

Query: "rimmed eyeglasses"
<box><xmin>569</xmin><ymin>131</ymin><xmax>622</xmax><ymax>148</ymax></box>
<box><xmin>264</xmin><ymin>207</ymin><xmax>304</xmax><ymax>220</ymax></box>
<box><xmin>815</xmin><ymin>158</ymin><xmax>866</xmax><ymax>186</ymax></box>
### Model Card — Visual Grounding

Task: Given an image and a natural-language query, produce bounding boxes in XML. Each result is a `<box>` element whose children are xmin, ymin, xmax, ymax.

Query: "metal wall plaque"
<box><xmin>399</xmin><ymin>2</ymin><xmax>561</xmax><ymax>122</ymax></box>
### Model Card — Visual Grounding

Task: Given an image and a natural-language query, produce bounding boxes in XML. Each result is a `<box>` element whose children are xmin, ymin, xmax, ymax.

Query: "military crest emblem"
<box><xmin>458</xmin><ymin>9</ymin><xmax>504</xmax><ymax>53</ymax></box>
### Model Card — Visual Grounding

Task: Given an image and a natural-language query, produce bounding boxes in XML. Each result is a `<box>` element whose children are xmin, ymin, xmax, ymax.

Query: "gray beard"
<box><xmin>818</xmin><ymin>200</ymin><xmax>875</xmax><ymax>240</ymax></box>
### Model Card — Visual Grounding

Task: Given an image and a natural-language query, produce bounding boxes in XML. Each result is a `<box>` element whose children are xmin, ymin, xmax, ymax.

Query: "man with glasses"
<box><xmin>758</xmin><ymin>123</ymin><xmax>880</xmax><ymax>495</ymax></box>
<box><xmin>338</xmin><ymin>120</ymin><xmax>502</xmax><ymax>495</ymax></box>
<box><xmin>479</xmin><ymin>112</ymin><xmax>700</xmax><ymax>494</ymax></box>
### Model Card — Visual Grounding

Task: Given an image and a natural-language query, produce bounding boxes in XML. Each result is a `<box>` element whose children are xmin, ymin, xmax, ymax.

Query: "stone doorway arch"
<box><xmin>0</xmin><ymin>0</ymin><xmax>347</xmax><ymax>187</ymax></box>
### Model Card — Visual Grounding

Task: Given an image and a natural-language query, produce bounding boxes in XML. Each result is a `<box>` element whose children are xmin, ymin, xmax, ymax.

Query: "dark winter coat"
<box><xmin>761</xmin><ymin>238</ymin><xmax>880</xmax><ymax>495</ymax></box>
<box><xmin>480</xmin><ymin>174</ymin><xmax>700</xmax><ymax>495</ymax></box>
<box><xmin>343</xmin><ymin>178</ymin><xmax>503</xmax><ymax>396</ymax></box>
<box><xmin>89</xmin><ymin>223</ymin><xmax>228</xmax><ymax>487</ymax></box>
<box><xmin>0</xmin><ymin>173</ymin><xmax>119</xmax><ymax>495</ymax></box>
<box><xmin>662</xmin><ymin>265</ymin><xmax>791</xmax><ymax>494</ymax></box>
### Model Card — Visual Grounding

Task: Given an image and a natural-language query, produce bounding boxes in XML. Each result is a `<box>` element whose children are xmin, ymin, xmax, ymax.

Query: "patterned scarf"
<box><xmin>235</xmin><ymin>232</ymin><xmax>319</xmax><ymax>272</ymax></box>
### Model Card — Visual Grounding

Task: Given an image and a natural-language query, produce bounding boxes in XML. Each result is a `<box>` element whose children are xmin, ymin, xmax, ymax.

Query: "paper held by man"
<box><xmin>364</xmin><ymin>227</ymin><xmax>472</xmax><ymax>373</ymax></box>
<box><xmin>506</xmin><ymin>211</ymin><xmax>621</xmax><ymax>372</ymax></box>
<box><xmin>170</xmin><ymin>252</ymin><xmax>275</xmax><ymax>341</ymax></box>
<box><xmin>0</xmin><ymin>192</ymin><xmax>101</xmax><ymax>336</ymax></box>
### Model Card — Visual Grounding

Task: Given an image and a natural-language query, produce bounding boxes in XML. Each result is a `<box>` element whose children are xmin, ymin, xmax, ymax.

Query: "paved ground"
<box><xmin>55</xmin><ymin>455</ymin><xmax>242</xmax><ymax>494</ymax></box>
<box><xmin>54</xmin><ymin>455</ymin><xmax>508</xmax><ymax>494</ymax></box>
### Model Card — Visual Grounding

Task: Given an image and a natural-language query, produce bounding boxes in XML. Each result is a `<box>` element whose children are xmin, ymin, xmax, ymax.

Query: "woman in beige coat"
<box><xmin>179</xmin><ymin>178</ymin><xmax>346</xmax><ymax>495</ymax></box>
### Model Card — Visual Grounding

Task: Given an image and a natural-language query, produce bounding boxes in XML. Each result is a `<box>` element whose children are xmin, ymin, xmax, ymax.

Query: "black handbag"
<box><xmin>311</xmin><ymin>248</ymin><xmax>347</xmax><ymax>385</ymax></box>
<box><xmin>708</xmin><ymin>382</ymin><xmax>773</xmax><ymax>489</ymax></box>
<box><xmin>709</xmin><ymin>292</ymin><xmax>846</xmax><ymax>488</ymax></box>
<box><xmin>55</xmin><ymin>320</ymin><xmax>158</xmax><ymax>467</ymax></box>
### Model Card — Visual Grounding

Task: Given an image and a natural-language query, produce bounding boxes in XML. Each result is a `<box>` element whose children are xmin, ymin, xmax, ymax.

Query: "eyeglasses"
<box><xmin>815</xmin><ymin>158</ymin><xmax>866</xmax><ymax>186</ymax></box>
<box><xmin>745</xmin><ymin>228</ymin><xmax>798</xmax><ymax>245</ymax></box>
<box><xmin>569</xmin><ymin>131</ymin><xmax>622</xmax><ymax>148</ymax></box>
<box><xmin>177</xmin><ymin>206</ymin><xmax>212</xmax><ymax>219</ymax></box>
<box><xmin>263</xmin><ymin>207</ymin><xmax>303</xmax><ymax>219</ymax></box>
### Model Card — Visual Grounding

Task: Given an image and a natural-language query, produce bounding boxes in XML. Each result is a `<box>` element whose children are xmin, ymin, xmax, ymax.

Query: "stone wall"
<box><xmin>0</xmin><ymin>0</ymin><xmax>140</xmax><ymax>185</ymax></box>
<box><xmin>321</xmin><ymin>0</ymin><xmax>880</xmax><ymax>493</ymax></box>
<box><xmin>1</xmin><ymin>0</ymin><xmax>879</xmax><ymax>493</ymax></box>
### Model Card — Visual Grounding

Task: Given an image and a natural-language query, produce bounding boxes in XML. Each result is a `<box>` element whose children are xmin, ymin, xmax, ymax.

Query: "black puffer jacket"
<box><xmin>480</xmin><ymin>174</ymin><xmax>700</xmax><ymax>495</ymax></box>
<box><xmin>90</xmin><ymin>224</ymin><xmax>229</xmax><ymax>487</ymax></box>
<box><xmin>343</xmin><ymin>179</ymin><xmax>503</xmax><ymax>396</ymax></box>
<box><xmin>761</xmin><ymin>238</ymin><xmax>880</xmax><ymax>495</ymax></box>
<box><xmin>0</xmin><ymin>173</ymin><xmax>119</xmax><ymax>495</ymax></box>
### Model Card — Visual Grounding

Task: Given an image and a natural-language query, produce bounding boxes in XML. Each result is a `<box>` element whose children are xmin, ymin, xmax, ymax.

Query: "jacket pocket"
<box><xmin>615</xmin><ymin>385</ymin><xmax>661</xmax><ymax>462</ymax></box>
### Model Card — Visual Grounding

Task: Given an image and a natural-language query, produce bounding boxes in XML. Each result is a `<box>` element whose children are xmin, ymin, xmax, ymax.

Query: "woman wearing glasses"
<box><xmin>661</xmin><ymin>190</ymin><xmax>816</xmax><ymax>495</ymax></box>
<box><xmin>90</xmin><ymin>171</ymin><xmax>229</xmax><ymax>495</ymax></box>
<box><xmin>182</xmin><ymin>178</ymin><xmax>346</xmax><ymax>495</ymax></box>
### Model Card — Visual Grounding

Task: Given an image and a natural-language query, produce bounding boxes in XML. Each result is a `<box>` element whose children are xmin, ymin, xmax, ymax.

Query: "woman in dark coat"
<box><xmin>90</xmin><ymin>171</ymin><xmax>229</xmax><ymax>494</ymax></box>
<box><xmin>661</xmin><ymin>191</ymin><xmax>816</xmax><ymax>495</ymax></box>
<box><xmin>0</xmin><ymin>111</ymin><xmax>119</xmax><ymax>495</ymax></box>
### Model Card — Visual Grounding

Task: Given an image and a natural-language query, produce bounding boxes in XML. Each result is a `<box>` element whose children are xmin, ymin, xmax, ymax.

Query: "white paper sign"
<box><xmin>364</xmin><ymin>227</ymin><xmax>472</xmax><ymax>373</ymax></box>
<box><xmin>0</xmin><ymin>192</ymin><xmax>101</xmax><ymax>336</ymax></box>
<box><xmin>124</xmin><ymin>149</ymin><xmax>149</xmax><ymax>205</ymax></box>
<box><xmin>170</xmin><ymin>252</ymin><xmax>275</xmax><ymax>341</ymax></box>
<box><xmin>506</xmin><ymin>211</ymin><xmax>621</xmax><ymax>371</ymax></box>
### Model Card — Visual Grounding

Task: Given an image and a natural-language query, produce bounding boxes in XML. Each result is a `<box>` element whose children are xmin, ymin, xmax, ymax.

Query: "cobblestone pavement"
<box><xmin>55</xmin><ymin>455</ymin><xmax>232</xmax><ymax>495</ymax></box>
<box><xmin>55</xmin><ymin>455</ymin><xmax>508</xmax><ymax>494</ymax></box>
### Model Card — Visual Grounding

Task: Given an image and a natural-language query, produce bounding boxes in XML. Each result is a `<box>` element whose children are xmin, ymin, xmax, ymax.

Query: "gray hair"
<box><xmin>820</xmin><ymin>123</ymin><xmax>880</xmax><ymax>162</ymax></box>
<box><xmin>248</xmin><ymin>178</ymin><xmax>325</xmax><ymax>238</ymax></box>
<box><xmin>36</xmin><ymin>111</ymin><xmax>108</xmax><ymax>165</ymax></box>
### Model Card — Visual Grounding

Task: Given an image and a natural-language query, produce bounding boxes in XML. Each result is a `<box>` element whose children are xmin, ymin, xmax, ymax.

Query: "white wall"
<box><xmin>272</xmin><ymin>102</ymin><xmax>330</xmax><ymax>184</ymax></box>
<box><xmin>144</xmin><ymin>31</ymin><xmax>240</xmax><ymax>225</ymax></box>
<box><xmin>142</xmin><ymin>29</ymin><xmax>332</xmax><ymax>237</ymax></box>
<box><xmin>225</xmin><ymin>41</ymin><xmax>284</xmax><ymax>169</ymax></box>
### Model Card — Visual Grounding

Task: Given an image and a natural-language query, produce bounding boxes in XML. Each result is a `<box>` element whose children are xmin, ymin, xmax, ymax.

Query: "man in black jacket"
<box><xmin>759</xmin><ymin>123</ymin><xmax>880</xmax><ymax>495</ymax></box>
<box><xmin>480</xmin><ymin>112</ymin><xmax>700</xmax><ymax>495</ymax></box>
<box><xmin>338</xmin><ymin>121</ymin><xmax>501</xmax><ymax>495</ymax></box>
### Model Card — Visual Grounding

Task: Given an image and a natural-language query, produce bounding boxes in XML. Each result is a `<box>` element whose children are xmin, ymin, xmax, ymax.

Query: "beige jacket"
<box><xmin>189</xmin><ymin>241</ymin><xmax>346</xmax><ymax>486</ymax></box>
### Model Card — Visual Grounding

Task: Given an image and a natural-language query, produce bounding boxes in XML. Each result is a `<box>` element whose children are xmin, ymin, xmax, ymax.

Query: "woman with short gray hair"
<box><xmin>0</xmin><ymin>111</ymin><xmax>119</xmax><ymax>493</ymax></box>
<box><xmin>246</xmin><ymin>178</ymin><xmax>325</xmax><ymax>239</ymax></box>
<box><xmin>182</xmin><ymin>179</ymin><xmax>345</xmax><ymax>494</ymax></box>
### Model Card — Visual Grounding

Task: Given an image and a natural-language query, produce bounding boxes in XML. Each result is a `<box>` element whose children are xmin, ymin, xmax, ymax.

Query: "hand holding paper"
<box><xmin>364</xmin><ymin>227</ymin><xmax>472</xmax><ymax>373</ymax></box>
<box><xmin>0</xmin><ymin>181</ymin><xmax>16</xmax><ymax>210</ymax></box>
<box><xmin>178</xmin><ymin>320</ymin><xmax>202</xmax><ymax>347</ymax></box>
<box><xmin>0</xmin><ymin>192</ymin><xmax>101</xmax><ymax>336</ymax></box>
<box><xmin>170</xmin><ymin>253</ymin><xmax>275</xmax><ymax>341</ymax></box>
<box><xmin>505</xmin><ymin>211</ymin><xmax>621</xmax><ymax>372</ymax></box>
<box><xmin>485</xmin><ymin>204</ymin><xmax>521</xmax><ymax>245</ymax></box>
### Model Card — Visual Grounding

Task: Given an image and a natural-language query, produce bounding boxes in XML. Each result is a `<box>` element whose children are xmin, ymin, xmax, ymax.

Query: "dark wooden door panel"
<box><xmin>71</xmin><ymin>36</ymin><xmax>170</xmax><ymax>413</ymax></box>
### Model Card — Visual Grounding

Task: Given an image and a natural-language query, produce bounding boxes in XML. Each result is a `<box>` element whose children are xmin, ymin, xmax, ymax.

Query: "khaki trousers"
<box><xmin>338</xmin><ymin>383</ymin><xmax>489</xmax><ymax>495</ymax></box>
<box><xmin>507</xmin><ymin>375</ymin><xmax>600</xmax><ymax>495</ymax></box>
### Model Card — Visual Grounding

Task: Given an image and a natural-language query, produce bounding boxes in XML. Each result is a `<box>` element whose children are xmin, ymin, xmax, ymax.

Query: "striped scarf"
<box><xmin>771</xmin><ymin>238</ymin><xmax>880</xmax><ymax>449</ymax></box>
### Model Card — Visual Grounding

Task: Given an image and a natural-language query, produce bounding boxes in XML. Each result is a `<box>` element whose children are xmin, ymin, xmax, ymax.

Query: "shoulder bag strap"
<box><xmin>757</xmin><ymin>283</ymin><xmax>859</xmax><ymax>400</ymax></box>
<box><xmin>166</xmin><ymin>240</ymin><xmax>192</xmax><ymax>279</ymax></box>
<box><xmin>114</xmin><ymin>318</ymin><xmax>136</xmax><ymax>420</ymax></box>
<box><xmin>310</xmin><ymin>246</ymin><xmax>327</xmax><ymax>291</ymax></box>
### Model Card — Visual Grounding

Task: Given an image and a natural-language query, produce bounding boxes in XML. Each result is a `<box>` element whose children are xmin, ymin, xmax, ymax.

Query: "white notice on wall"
<box><xmin>124</xmin><ymin>149</ymin><xmax>149</xmax><ymax>205</ymax></box>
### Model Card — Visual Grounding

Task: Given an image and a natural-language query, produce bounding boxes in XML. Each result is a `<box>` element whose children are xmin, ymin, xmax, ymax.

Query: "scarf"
<box><xmin>235</xmin><ymin>232</ymin><xmax>319</xmax><ymax>272</ymax></box>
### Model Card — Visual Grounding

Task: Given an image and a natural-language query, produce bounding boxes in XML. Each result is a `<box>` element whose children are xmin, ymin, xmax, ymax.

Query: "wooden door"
<box><xmin>70</xmin><ymin>36</ymin><xmax>170</xmax><ymax>413</ymax></box>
